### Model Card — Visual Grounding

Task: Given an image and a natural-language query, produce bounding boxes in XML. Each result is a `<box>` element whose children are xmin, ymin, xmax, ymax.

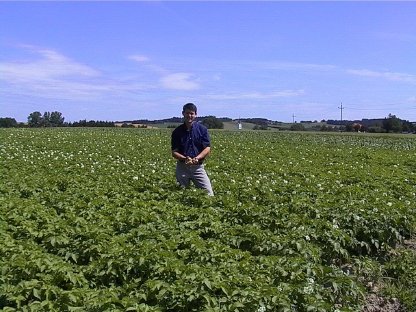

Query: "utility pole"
<box><xmin>338</xmin><ymin>103</ymin><xmax>344</xmax><ymax>122</ymax></box>
<box><xmin>292</xmin><ymin>113</ymin><xmax>296</xmax><ymax>123</ymax></box>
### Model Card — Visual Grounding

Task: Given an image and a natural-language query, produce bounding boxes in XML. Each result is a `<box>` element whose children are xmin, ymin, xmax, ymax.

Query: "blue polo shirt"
<box><xmin>171</xmin><ymin>122</ymin><xmax>211</xmax><ymax>159</ymax></box>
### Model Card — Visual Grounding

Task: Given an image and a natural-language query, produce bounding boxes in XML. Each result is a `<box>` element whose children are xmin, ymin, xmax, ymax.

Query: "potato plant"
<box><xmin>1</xmin><ymin>128</ymin><xmax>415</xmax><ymax>311</ymax></box>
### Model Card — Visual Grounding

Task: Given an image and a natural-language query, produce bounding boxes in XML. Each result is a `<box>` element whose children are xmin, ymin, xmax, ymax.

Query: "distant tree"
<box><xmin>240</xmin><ymin>118</ymin><xmax>269</xmax><ymax>124</ymax></box>
<box><xmin>28</xmin><ymin>111</ymin><xmax>43</xmax><ymax>127</ymax></box>
<box><xmin>367</xmin><ymin>126</ymin><xmax>384</xmax><ymax>133</ymax></box>
<box><xmin>70</xmin><ymin>119</ymin><xmax>115</xmax><ymax>127</ymax></box>
<box><xmin>250</xmin><ymin>119</ymin><xmax>269</xmax><ymax>130</ymax></box>
<box><xmin>50</xmin><ymin>111</ymin><xmax>65</xmax><ymax>126</ymax></box>
<box><xmin>401</xmin><ymin>120</ymin><xmax>415</xmax><ymax>133</ymax></box>
<box><xmin>121</xmin><ymin>123</ymin><xmax>135</xmax><ymax>128</ymax></box>
<box><xmin>345</xmin><ymin>124</ymin><xmax>353</xmax><ymax>132</ymax></box>
<box><xmin>42</xmin><ymin>112</ymin><xmax>51</xmax><ymax>127</ymax></box>
<box><xmin>0</xmin><ymin>117</ymin><xmax>18</xmax><ymax>128</ymax></box>
<box><xmin>27</xmin><ymin>111</ymin><xmax>65</xmax><ymax>127</ymax></box>
<box><xmin>201</xmin><ymin>116</ymin><xmax>224</xmax><ymax>129</ymax></box>
<box><xmin>320</xmin><ymin>125</ymin><xmax>337</xmax><ymax>132</ymax></box>
<box><xmin>253</xmin><ymin>124</ymin><xmax>268</xmax><ymax>130</ymax></box>
<box><xmin>383</xmin><ymin>114</ymin><xmax>402</xmax><ymax>133</ymax></box>
<box><xmin>73</xmin><ymin>119</ymin><xmax>87</xmax><ymax>127</ymax></box>
<box><xmin>290</xmin><ymin>123</ymin><xmax>306</xmax><ymax>131</ymax></box>
<box><xmin>339</xmin><ymin>125</ymin><xmax>346</xmax><ymax>132</ymax></box>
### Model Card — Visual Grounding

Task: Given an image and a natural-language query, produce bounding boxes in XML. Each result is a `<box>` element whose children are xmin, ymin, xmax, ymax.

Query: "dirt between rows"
<box><xmin>362</xmin><ymin>288</ymin><xmax>402</xmax><ymax>312</ymax></box>
<box><xmin>403</xmin><ymin>239</ymin><xmax>416</xmax><ymax>251</ymax></box>
<box><xmin>362</xmin><ymin>238</ymin><xmax>416</xmax><ymax>312</ymax></box>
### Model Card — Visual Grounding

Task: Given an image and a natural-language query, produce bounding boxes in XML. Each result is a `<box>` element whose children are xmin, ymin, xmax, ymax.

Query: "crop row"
<box><xmin>1</xmin><ymin>128</ymin><xmax>415</xmax><ymax>311</ymax></box>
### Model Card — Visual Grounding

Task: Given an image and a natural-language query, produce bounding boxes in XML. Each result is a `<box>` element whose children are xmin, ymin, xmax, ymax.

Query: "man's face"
<box><xmin>182</xmin><ymin>109</ymin><xmax>197</xmax><ymax>124</ymax></box>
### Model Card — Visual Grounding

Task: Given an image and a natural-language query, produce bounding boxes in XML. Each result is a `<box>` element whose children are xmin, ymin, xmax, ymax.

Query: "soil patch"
<box><xmin>403</xmin><ymin>238</ymin><xmax>416</xmax><ymax>250</ymax></box>
<box><xmin>362</xmin><ymin>292</ymin><xmax>402</xmax><ymax>312</ymax></box>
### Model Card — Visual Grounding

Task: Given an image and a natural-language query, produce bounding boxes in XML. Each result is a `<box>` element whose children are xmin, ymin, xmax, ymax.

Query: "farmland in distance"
<box><xmin>1</xmin><ymin>128</ymin><xmax>416</xmax><ymax>311</ymax></box>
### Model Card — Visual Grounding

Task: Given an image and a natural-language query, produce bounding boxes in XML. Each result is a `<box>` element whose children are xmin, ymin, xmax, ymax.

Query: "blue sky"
<box><xmin>1</xmin><ymin>1</ymin><xmax>416</xmax><ymax>123</ymax></box>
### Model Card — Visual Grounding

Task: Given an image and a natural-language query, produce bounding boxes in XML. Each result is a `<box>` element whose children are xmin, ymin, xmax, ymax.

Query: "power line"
<box><xmin>346</xmin><ymin>107</ymin><xmax>416</xmax><ymax>111</ymax></box>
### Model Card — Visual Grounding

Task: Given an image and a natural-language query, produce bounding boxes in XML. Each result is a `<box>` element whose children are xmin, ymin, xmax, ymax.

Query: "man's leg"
<box><xmin>176</xmin><ymin>162</ymin><xmax>190</xmax><ymax>188</ymax></box>
<box><xmin>191</xmin><ymin>165</ymin><xmax>214</xmax><ymax>196</ymax></box>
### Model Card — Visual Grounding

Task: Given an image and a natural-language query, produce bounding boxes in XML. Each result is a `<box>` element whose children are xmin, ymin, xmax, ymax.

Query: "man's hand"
<box><xmin>185</xmin><ymin>156</ymin><xmax>199</xmax><ymax>165</ymax></box>
<box><xmin>184</xmin><ymin>156</ymin><xmax>193</xmax><ymax>165</ymax></box>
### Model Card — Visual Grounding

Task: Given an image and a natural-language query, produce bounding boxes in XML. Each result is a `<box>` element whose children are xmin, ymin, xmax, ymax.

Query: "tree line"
<box><xmin>0</xmin><ymin>111</ymin><xmax>223</xmax><ymax>129</ymax></box>
<box><xmin>0</xmin><ymin>111</ymin><xmax>414</xmax><ymax>133</ymax></box>
<box><xmin>0</xmin><ymin>111</ymin><xmax>115</xmax><ymax>128</ymax></box>
<box><xmin>342</xmin><ymin>114</ymin><xmax>415</xmax><ymax>133</ymax></box>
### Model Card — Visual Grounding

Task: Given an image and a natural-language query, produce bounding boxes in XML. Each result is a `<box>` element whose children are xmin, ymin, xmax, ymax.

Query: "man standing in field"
<box><xmin>171</xmin><ymin>103</ymin><xmax>214</xmax><ymax>196</ymax></box>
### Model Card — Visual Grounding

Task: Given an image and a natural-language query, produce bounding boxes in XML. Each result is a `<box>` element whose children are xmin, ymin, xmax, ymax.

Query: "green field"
<box><xmin>1</xmin><ymin>128</ymin><xmax>416</xmax><ymax>311</ymax></box>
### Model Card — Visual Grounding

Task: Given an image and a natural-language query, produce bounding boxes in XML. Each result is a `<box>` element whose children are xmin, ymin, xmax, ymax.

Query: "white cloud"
<box><xmin>347</xmin><ymin>69</ymin><xmax>416</xmax><ymax>83</ymax></box>
<box><xmin>129</xmin><ymin>54</ymin><xmax>201</xmax><ymax>90</ymax></box>
<box><xmin>0</xmin><ymin>47</ymin><xmax>99</xmax><ymax>82</ymax></box>
<box><xmin>128</xmin><ymin>55</ymin><xmax>150</xmax><ymax>62</ymax></box>
<box><xmin>268</xmin><ymin>90</ymin><xmax>305</xmax><ymax>97</ymax></box>
<box><xmin>160</xmin><ymin>73</ymin><xmax>200</xmax><ymax>90</ymax></box>
<box><xmin>0</xmin><ymin>45</ymin><xmax>202</xmax><ymax>103</ymax></box>
<box><xmin>245</xmin><ymin>60</ymin><xmax>338</xmax><ymax>73</ymax></box>
<box><xmin>0</xmin><ymin>45</ymin><xmax>154</xmax><ymax>101</ymax></box>
<box><xmin>204</xmin><ymin>89</ymin><xmax>304</xmax><ymax>100</ymax></box>
<box><xmin>212</xmin><ymin>74</ymin><xmax>221</xmax><ymax>81</ymax></box>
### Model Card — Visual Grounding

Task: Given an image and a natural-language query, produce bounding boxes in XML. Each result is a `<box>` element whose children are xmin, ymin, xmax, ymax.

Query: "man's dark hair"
<box><xmin>183</xmin><ymin>103</ymin><xmax>197</xmax><ymax>113</ymax></box>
